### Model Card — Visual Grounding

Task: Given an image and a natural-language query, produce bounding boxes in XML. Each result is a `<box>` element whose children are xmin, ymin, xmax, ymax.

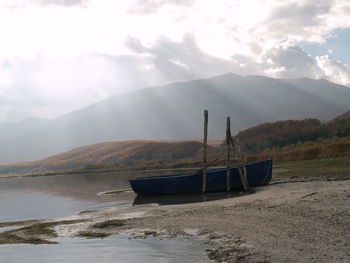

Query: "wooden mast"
<box><xmin>202</xmin><ymin>110</ymin><xmax>208</xmax><ymax>193</ymax></box>
<box><xmin>226</xmin><ymin>117</ymin><xmax>231</xmax><ymax>191</ymax></box>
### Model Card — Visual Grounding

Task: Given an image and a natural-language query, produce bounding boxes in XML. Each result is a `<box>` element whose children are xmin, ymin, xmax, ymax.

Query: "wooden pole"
<box><xmin>202</xmin><ymin>110</ymin><xmax>208</xmax><ymax>193</ymax></box>
<box><xmin>238</xmin><ymin>165</ymin><xmax>249</xmax><ymax>191</ymax></box>
<box><xmin>229</xmin><ymin>134</ymin><xmax>249</xmax><ymax>191</ymax></box>
<box><xmin>226</xmin><ymin>117</ymin><xmax>231</xmax><ymax>191</ymax></box>
<box><xmin>234</xmin><ymin>137</ymin><xmax>239</xmax><ymax>160</ymax></box>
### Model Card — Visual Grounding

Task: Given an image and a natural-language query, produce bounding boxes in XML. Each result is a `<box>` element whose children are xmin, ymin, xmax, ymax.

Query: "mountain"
<box><xmin>1</xmin><ymin>73</ymin><xmax>350</xmax><ymax>164</ymax></box>
<box><xmin>0</xmin><ymin>140</ymin><xmax>210</xmax><ymax>175</ymax></box>
<box><xmin>0</xmin><ymin>118</ymin><xmax>51</xmax><ymax>142</ymax></box>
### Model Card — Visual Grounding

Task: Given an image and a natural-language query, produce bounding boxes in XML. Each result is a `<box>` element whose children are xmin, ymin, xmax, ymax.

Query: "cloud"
<box><xmin>125</xmin><ymin>34</ymin><xmax>242</xmax><ymax>80</ymax></box>
<box><xmin>250</xmin><ymin>0</ymin><xmax>350</xmax><ymax>50</ymax></box>
<box><xmin>261</xmin><ymin>45</ymin><xmax>318</xmax><ymax>79</ymax></box>
<box><xmin>0</xmin><ymin>35</ymin><xmax>242</xmax><ymax>121</ymax></box>
<box><xmin>129</xmin><ymin>0</ymin><xmax>194</xmax><ymax>14</ymax></box>
<box><xmin>268</xmin><ymin>0</ymin><xmax>331</xmax><ymax>28</ymax></box>
<box><xmin>316</xmin><ymin>55</ymin><xmax>350</xmax><ymax>86</ymax></box>
<box><xmin>35</xmin><ymin>0</ymin><xmax>88</xmax><ymax>7</ymax></box>
<box><xmin>126</xmin><ymin>35</ymin><xmax>323</xmax><ymax>82</ymax></box>
<box><xmin>124</xmin><ymin>37</ymin><xmax>149</xmax><ymax>54</ymax></box>
<box><xmin>0</xmin><ymin>0</ymin><xmax>350</xmax><ymax>122</ymax></box>
<box><xmin>0</xmin><ymin>55</ymin><xmax>128</xmax><ymax>121</ymax></box>
<box><xmin>1</xmin><ymin>32</ymin><xmax>342</xmax><ymax>122</ymax></box>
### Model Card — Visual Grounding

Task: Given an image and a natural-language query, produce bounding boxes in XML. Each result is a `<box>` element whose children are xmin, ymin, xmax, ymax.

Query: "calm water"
<box><xmin>0</xmin><ymin>171</ymin><xmax>137</xmax><ymax>221</ymax></box>
<box><xmin>0</xmin><ymin>169</ymin><xmax>197</xmax><ymax>222</ymax></box>
<box><xmin>0</xmin><ymin>168</ymin><xmax>234</xmax><ymax>221</ymax></box>
<box><xmin>0</xmin><ymin>170</ymin><xmax>212</xmax><ymax>262</ymax></box>
<box><xmin>0</xmin><ymin>236</ymin><xmax>211</xmax><ymax>263</ymax></box>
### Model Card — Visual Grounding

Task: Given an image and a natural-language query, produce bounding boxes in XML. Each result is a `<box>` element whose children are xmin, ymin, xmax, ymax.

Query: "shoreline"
<box><xmin>0</xmin><ymin>166</ymin><xmax>204</xmax><ymax>179</ymax></box>
<box><xmin>1</xmin><ymin>179</ymin><xmax>349</xmax><ymax>262</ymax></box>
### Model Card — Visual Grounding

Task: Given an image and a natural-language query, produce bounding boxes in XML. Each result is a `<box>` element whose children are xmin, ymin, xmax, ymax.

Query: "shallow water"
<box><xmin>0</xmin><ymin>171</ymin><xmax>213</xmax><ymax>262</ymax></box>
<box><xmin>0</xmin><ymin>171</ymin><xmax>137</xmax><ymax>222</ymax></box>
<box><xmin>0</xmin><ymin>169</ymin><xmax>239</xmax><ymax>221</ymax></box>
<box><xmin>0</xmin><ymin>169</ymin><xmax>195</xmax><ymax>222</ymax></box>
<box><xmin>0</xmin><ymin>235</ymin><xmax>211</xmax><ymax>263</ymax></box>
<box><xmin>0</xmin><ymin>170</ymin><xmax>221</xmax><ymax>262</ymax></box>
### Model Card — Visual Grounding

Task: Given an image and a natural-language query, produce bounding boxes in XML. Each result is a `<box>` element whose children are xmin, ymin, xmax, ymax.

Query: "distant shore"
<box><xmin>2</xmin><ymin>157</ymin><xmax>350</xmax><ymax>182</ymax></box>
<box><xmin>0</xmin><ymin>166</ymin><xmax>203</xmax><ymax>179</ymax></box>
<box><xmin>0</xmin><ymin>159</ymin><xmax>207</xmax><ymax>178</ymax></box>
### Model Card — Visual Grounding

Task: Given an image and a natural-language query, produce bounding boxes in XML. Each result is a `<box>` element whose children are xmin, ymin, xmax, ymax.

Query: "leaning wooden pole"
<box><xmin>229</xmin><ymin>134</ymin><xmax>249</xmax><ymax>191</ymax></box>
<box><xmin>226</xmin><ymin>117</ymin><xmax>231</xmax><ymax>191</ymax></box>
<box><xmin>235</xmin><ymin>138</ymin><xmax>241</xmax><ymax>160</ymax></box>
<box><xmin>202</xmin><ymin>110</ymin><xmax>208</xmax><ymax>193</ymax></box>
<box><xmin>238</xmin><ymin>165</ymin><xmax>249</xmax><ymax>191</ymax></box>
<box><xmin>236</xmin><ymin>148</ymin><xmax>249</xmax><ymax>191</ymax></box>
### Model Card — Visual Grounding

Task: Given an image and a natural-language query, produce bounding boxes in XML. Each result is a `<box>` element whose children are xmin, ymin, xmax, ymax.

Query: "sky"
<box><xmin>0</xmin><ymin>0</ymin><xmax>350</xmax><ymax>123</ymax></box>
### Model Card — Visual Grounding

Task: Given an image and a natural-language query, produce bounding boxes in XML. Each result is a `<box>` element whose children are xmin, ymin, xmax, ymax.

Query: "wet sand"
<box><xmin>2</xmin><ymin>179</ymin><xmax>349</xmax><ymax>262</ymax></box>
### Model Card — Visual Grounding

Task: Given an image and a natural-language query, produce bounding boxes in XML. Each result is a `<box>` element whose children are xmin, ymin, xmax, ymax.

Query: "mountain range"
<box><xmin>1</xmin><ymin>111</ymin><xmax>349</xmax><ymax>176</ymax></box>
<box><xmin>1</xmin><ymin>73</ymin><xmax>350</xmax><ymax>164</ymax></box>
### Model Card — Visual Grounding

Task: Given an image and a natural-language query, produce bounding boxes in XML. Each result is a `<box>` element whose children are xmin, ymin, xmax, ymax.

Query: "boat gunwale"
<box><xmin>129</xmin><ymin>159</ymin><xmax>272</xmax><ymax>181</ymax></box>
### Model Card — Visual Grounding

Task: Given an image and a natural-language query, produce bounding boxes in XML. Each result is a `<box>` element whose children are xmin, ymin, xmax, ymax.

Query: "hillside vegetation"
<box><xmin>0</xmin><ymin>140</ymin><xmax>216</xmax><ymax>175</ymax></box>
<box><xmin>248</xmin><ymin>136</ymin><xmax>350</xmax><ymax>162</ymax></box>
<box><xmin>237</xmin><ymin>119</ymin><xmax>329</xmax><ymax>154</ymax></box>
<box><xmin>240</xmin><ymin>111</ymin><xmax>350</xmax><ymax>161</ymax></box>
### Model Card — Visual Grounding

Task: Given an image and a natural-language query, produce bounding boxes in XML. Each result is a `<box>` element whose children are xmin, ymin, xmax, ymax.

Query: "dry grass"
<box><xmin>248</xmin><ymin>138</ymin><xmax>350</xmax><ymax>162</ymax></box>
<box><xmin>272</xmin><ymin>157</ymin><xmax>350</xmax><ymax>181</ymax></box>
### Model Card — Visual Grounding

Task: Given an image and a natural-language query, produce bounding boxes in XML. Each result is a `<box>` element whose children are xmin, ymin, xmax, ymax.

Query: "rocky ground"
<box><xmin>1</xmin><ymin>179</ymin><xmax>350</xmax><ymax>262</ymax></box>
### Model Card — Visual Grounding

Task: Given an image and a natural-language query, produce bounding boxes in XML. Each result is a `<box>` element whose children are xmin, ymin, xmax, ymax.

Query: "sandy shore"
<box><xmin>1</xmin><ymin>179</ymin><xmax>350</xmax><ymax>262</ymax></box>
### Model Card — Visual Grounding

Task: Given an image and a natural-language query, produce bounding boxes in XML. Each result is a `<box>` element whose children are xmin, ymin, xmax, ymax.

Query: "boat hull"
<box><xmin>129</xmin><ymin>159</ymin><xmax>272</xmax><ymax>196</ymax></box>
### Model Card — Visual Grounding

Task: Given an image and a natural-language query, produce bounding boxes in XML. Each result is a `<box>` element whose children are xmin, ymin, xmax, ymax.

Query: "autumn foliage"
<box><xmin>239</xmin><ymin>111</ymin><xmax>350</xmax><ymax>162</ymax></box>
<box><xmin>0</xmin><ymin>141</ymin><xmax>214</xmax><ymax>175</ymax></box>
<box><xmin>237</xmin><ymin>111</ymin><xmax>350</xmax><ymax>154</ymax></box>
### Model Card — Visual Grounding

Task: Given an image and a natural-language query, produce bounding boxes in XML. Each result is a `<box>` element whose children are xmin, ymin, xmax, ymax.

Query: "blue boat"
<box><xmin>129</xmin><ymin>159</ymin><xmax>272</xmax><ymax>196</ymax></box>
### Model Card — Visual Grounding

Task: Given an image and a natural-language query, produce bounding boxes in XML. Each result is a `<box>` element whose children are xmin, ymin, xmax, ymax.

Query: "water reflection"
<box><xmin>0</xmin><ymin>169</ymin><xmax>194</xmax><ymax>222</ymax></box>
<box><xmin>133</xmin><ymin>191</ymin><xmax>253</xmax><ymax>206</ymax></box>
<box><xmin>0</xmin><ymin>168</ymin><xmax>249</xmax><ymax>222</ymax></box>
<box><xmin>0</xmin><ymin>236</ymin><xmax>211</xmax><ymax>263</ymax></box>
<box><xmin>0</xmin><ymin>172</ymin><xmax>136</xmax><ymax>203</ymax></box>
<box><xmin>0</xmin><ymin>170</ymin><xmax>215</xmax><ymax>263</ymax></box>
<box><xmin>0</xmin><ymin>171</ymin><xmax>137</xmax><ymax>221</ymax></box>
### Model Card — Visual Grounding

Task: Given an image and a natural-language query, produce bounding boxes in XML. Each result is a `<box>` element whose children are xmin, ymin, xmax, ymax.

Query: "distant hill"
<box><xmin>327</xmin><ymin>110</ymin><xmax>350</xmax><ymax>137</ymax></box>
<box><xmin>1</xmin><ymin>73</ymin><xmax>350</xmax><ymax>164</ymax></box>
<box><xmin>237</xmin><ymin>119</ymin><xmax>329</xmax><ymax>154</ymax></box>
<box><xmin>237</xmin><ymin>111</ymin><xmax>350</xmax><ymax>154</ymax></box>
<box><xmin>331</xmin><ymin>111</ymin><xmax>350</xmax><ymax>122</ymax></box>
<box><xmin>0</xmin><ymin>140</ymin><xmax>213</xmax><ymax>175</ymax></box>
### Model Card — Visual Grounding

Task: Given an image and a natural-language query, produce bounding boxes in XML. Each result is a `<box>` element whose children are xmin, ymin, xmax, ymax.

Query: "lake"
<box><xmin>0</xmin><ymin>171</ymin><xmax>139</xmax><ymax>221</ymax></box>
<box><xmin>0</xmin><ymin>170</ymin><xmax>212</xmax><ymax>262</ymax></box>
<box><xmin>0</xmin><ymin>236</ymin><xmax>210</xmax><ymax>263</ymax></box>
